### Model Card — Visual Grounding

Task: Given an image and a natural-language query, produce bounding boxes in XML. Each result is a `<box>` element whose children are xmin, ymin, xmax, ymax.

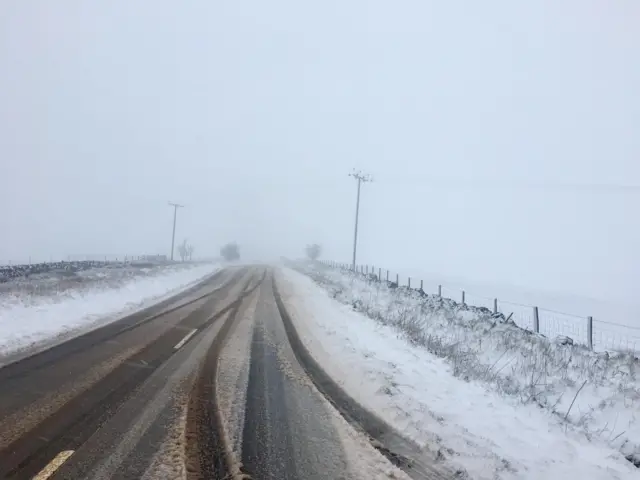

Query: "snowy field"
<box><xmin>278</xmin><ymin>263</ymin><xmax>640</xmax><ymax>479</ymax></box>
<box><xmin>0</xmin><ymin>262</ymin><xmax>220</xmax><ymax>360</ymax></box>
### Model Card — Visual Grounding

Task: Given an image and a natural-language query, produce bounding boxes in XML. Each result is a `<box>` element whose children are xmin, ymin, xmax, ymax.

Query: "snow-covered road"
<box><xmin>277</xmin><ymin>266</ymin><xmax>638</xmax><ymax>480</ymax></box>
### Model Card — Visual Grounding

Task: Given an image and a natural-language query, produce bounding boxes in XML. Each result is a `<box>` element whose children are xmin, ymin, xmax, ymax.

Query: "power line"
<box><xmin>381</xmin><ymin>176</ymin><xmax>640</xmax><ymax>193</ymax></box>
<box><xmin>349</xmin><ymin>170</ymin><xmax>372</xmax><ymax>270</ymax></box>
<box><xmin>168</xmin><ymin>202</ymin><xmax>184</xmax><ymax>262</ymax></box>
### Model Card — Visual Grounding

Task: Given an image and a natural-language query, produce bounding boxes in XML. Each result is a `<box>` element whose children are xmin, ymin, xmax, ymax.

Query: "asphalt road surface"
<box><xmin>0</xmin><ymin>266</ymin><xmax>452</xmax><ymax>480</ymax></box>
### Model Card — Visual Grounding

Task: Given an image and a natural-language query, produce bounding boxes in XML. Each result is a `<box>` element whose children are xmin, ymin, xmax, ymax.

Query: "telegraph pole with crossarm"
<box><xmin>349</xmin><ymin>171</ymin><xmax>372</xmax><ymax>270</ymax></box>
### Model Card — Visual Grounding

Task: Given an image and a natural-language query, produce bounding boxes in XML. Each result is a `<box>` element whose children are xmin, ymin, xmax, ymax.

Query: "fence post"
<box><xmin>493</xmin><ymin>298</ymin><xmax>498</xmax><ymax>314</ymax></box>
<box><xmin>378</xmin><ymin>268</ymin><xmax>381</xmax><ymax>281</ymax></box>
<box><xmin>587</xmin><ymin>316</ymin><xmax>593</xmax><ymax>350</ymax></box>
<box><xmin>420</xmin><ymin>279</ymin><xmax>424</xmax><ymax>291</ymax></box>
<box><xmin>407</xmin><ymin>277</ymin><xmax>411</xmax><ymax>288</ymax></box>
<box><xmin>396</xmin><ymin>273</ymin><xmax>399</xmax><ymax>285</ymax></box>
<box><xmin>533</xmin><ymin>306</ymin><xmax>539</xmax><ymax>333</ymax></box>
<box><xmin>386</xmin><ymin>270</ymin><xmax>389</xmax><ymax>282</ymax></box>
<box><xmin>462</xmin><ymin>290</ymin><xmax>466</xmax><ymax>304</ymax></box>
<box><xmin>438</xmin><ymin>285</ymin><xmax>442</xmax><ymax>297</ymax></box>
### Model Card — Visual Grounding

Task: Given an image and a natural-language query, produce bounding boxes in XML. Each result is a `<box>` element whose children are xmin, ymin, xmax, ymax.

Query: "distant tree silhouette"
<box><xmin>177</xmin><ymin>239</ymin><xmax>191</xmax><ymax>262</ymax></box>
<box><xmin>220</xmin><ymin>242</ymin><xmax>240</xmax><ymax>261</ymax></box>
<box><xmin>306</xmin><ymin>243</ymin><xmax>322</xmax><ymax>260</ymax></box>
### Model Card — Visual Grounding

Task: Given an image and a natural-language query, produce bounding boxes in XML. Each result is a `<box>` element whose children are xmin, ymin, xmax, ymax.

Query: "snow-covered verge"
<box><xmin>0</xmin><ymin>262</ymin><xmax>220</xmax><ymax>358</ymax></box>
<box><xmin>0</xmin><ymin>261</ymin><xmax>191</xmax><ymax>297</ymax></box>
<box><xmin>278</xmin><ymin>264</ymin><xmax>640</xmax><ymax>479</ymax></box>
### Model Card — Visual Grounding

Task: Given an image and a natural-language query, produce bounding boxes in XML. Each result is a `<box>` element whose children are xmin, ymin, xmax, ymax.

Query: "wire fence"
<box><xmin>321</xmin><ymin>260</ymin><xmax>640</xmax><ymax>355</ymax></box>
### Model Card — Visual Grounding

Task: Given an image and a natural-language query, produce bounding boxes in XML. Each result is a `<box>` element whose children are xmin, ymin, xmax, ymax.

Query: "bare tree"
<box><xmin>306</xmin><ymin>243</ymin><xmax>322</xmax><ymax>260</ymax></box>
<box><xmin>187</xmin><ymin>244</ymin><xmax>195</xmax><ymax>261</ymax></box>
<box><xmin>177</xmin><ymin>239</ymin><xmax>190</xmax><ymax>262</ymax></box>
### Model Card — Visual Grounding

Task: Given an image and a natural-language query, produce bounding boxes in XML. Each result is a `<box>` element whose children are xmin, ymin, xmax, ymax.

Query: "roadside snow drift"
<box><xmin>278</xmin><ymin>264</ymin><xmax>639</xmax><ymax>480</ymax></box>
<box><xmin>0</xmin><ymin>262</ymin><xmax>219</xmax><ymax>358</ymax></box>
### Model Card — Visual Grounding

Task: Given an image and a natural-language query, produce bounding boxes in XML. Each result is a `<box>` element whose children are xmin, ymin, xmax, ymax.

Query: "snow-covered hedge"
<box><xmin>298</xmin><ymin>262</ymin><xmax>640</xmax><ymax>468</ymax></box>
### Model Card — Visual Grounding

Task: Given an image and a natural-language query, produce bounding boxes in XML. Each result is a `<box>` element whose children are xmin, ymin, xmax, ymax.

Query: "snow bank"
<box><xmin>0</xmin><ymin>262</ymin><xmax>220</xmax><ymax>358</ymax></box>
<box><xmin>279</xmin><ymin>263</ymin><xmax>639</xmax><ymax>479</ymax></box>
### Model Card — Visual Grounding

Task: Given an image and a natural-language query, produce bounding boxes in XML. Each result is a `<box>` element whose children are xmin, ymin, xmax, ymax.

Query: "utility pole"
<box><xmin>349</xmin><ymin>170</ymin><xmax>372</xmax><ymax>270</ymax></box>
<box><xmin>168</xmin><ymin>202</ymin><xmax>184</xmax><ymax>261</ymax></box>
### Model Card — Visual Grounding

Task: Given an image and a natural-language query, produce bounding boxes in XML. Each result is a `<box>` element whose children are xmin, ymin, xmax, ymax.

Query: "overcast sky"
<box><xmin>1</xmin><ymin>1</ymin><xmax>638</xmax><ymax>306</ymax></box>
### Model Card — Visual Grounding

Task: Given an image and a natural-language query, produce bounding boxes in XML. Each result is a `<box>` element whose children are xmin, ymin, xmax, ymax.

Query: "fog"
<box><xmin>1</xmin><ymin>2</ymin><xmax>638</xmax><ymax>307</ymax></box>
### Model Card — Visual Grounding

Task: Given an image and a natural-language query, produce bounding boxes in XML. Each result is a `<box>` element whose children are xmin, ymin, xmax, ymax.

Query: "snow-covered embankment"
<box><xmin>0</xmin><ymin>262</ymin><xmax>220</xmax><ymax>359</ymax></box>
<box><xmin>277</xmin><ymin>263</ymin><xmax>639</xmax><ymax>480</ymax></box>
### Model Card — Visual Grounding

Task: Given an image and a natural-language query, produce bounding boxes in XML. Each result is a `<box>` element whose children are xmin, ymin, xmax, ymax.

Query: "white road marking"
<box><xmin>32</xmin><ymin>450</ymin><xmax>74</xmax><ymax>480</ymax></box>
<box><xmin>173</xmin><ymin>329</ymin><xmax>198</xmax><ymax>350</ymax></box>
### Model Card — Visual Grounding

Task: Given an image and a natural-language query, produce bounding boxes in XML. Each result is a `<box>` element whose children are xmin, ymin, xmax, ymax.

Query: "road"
<box><xmin>0</xmin><ymin>265</ymin><xmax>450</xmax><ymax>480</ymax></box>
